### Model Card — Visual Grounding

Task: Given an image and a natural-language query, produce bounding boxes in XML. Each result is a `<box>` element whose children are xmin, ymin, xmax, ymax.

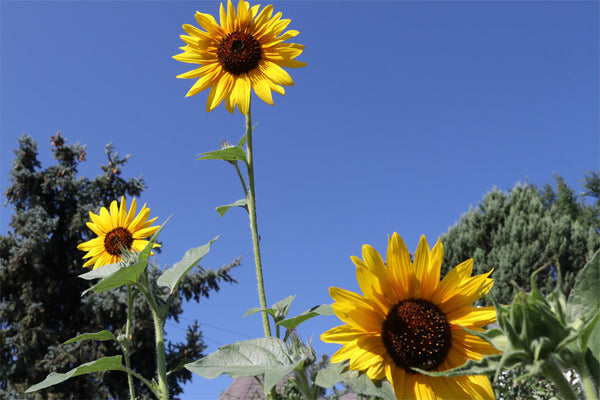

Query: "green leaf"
<box><xmin>413</xmin><ymin>354</ymin><xmax>504</xmax><ymax>378</ymax></box>
<box><xmin>78</xmin><ymin>263</ymin><xmax>121</xmax><ymax>280</ymax></box>
<box><xmin>157</xmin><ymin>236</ymin><xmax>219</xmax><ymax>294</ymax></box>
<box><xmin>197</xmin><ymin>148</ymin><xmax>247</xmax><ymax>163</ymax></box>
<box><xmin>242</xmin><ymin>295</ymin><xmax>296</xmax><ymax>322</ymax></box>
<box><xmin>315</xmin><ymin>360</ymin><xmax>395</xmax><ymax>399</ymax></box>
<box><xmin>237</xmin><ymin>134</ymin><xmax>247</xmax><ymax>148</ymax></box>
<box><xmin>64</xmin><ymin>330</ymin><xmax>117</xmax><ymax>344</ymax></box>
<box><xmin>185</xmin><ymin>337</ymin><xmax>303</xmax><ymax>394</ymax></box>
<box><xmin>567</xmin><ymin>249</ymin><xmax>600</xmax><ymax>324</ymax></box>
<box><xmin>278</xmin><ymin>304</ymin><xmax>334</xmax><ymax>330</ymax></box>
<box><xmin>83</xmin><ymin>260</ymin><xmax>147</xmax><ymax>295</ymax></box>
<box><xmin>26</xmin><ymin>356</ymin><xmax>125</xmax><ymax>393</ymax></box>
<box><xmin>584</xmin><ymin>347</ymin><xmax>600</xmax><ymax>396</ymax></box>
<box><xmin>216</xmin><ymin>199</ymin><xmax>248</xmax><ymax>217</ymax></box>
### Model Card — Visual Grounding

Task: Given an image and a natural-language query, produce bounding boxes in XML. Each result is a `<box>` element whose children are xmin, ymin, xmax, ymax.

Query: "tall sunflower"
<box><xmin>321</xmin><ymin>233</ymin><xmax>499</xmax><ymax>399</ymax></box>
<box><xmin>77</xmin><ymin>197</ymin><xmax>160</xmax><ymax>270</ymax></box>
<box><xmin>173</xmin><ymin>0</ymin><xmax>306</xmax><ymax>114</ymax></box>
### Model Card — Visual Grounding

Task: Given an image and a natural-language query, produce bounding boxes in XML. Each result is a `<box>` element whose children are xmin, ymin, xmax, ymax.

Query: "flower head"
<box><xmin>321</xmin><ymin>233</ymin><xmax>499</xmax><ymax>399</ymax></box>
<box><xmin>173</xmin><ymin>0</ymin><xmax>306</xmax><ymax>114</ymax></box>
<box><xmin>77</xmin><ymin>197</ymin><xmax>160</xmax><ymax>269</ymax></box>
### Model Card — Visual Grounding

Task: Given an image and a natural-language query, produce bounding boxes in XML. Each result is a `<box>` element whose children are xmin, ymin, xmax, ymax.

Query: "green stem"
<box><xmin>234</xmin><ymin>163</ymin><xmax>249</xmax><ymax>199</ymax></box>
<box><xmin>581</xmin><ymin>373</ymin><xmax>597</xmax><ymax>400</ymax></box>
<box><xmin>124</xmin><ymin>285</ymin><xmax>136</xmax><ymax>400</ymax></box>
<box><xmin>245</xmin><ymin>102</ymin><xmax>271</xmax><ymax>338</ymax></box>
<box><xmin>577</xmin><ymin>356</ymin><xmax>598</xmax><ymax>400</ymax></box>
<box><xmin>294</xmin><ymin>368</ymin><xmax>314</xmax><ymax>400</ymax></box>
<box><xmin>135</xmin><ymin>281</ymin><xmax>169</xmax><ymax>400</ymax></box>
<box><xmin>541</xmin><ymin>356</ymin><xmax>580</xmax><ymax>400</ymax></box>
<box><xmin>122</xmin><ymin>366</ymin><xmax>161</xmax><ymax>399</ymax></box>
<box><xmin>151</xmin><ymin>306</ymin><xmax>169</xmax><ymax>400</ymax></box>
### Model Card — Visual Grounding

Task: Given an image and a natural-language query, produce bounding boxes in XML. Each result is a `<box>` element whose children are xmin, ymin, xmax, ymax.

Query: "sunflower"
<box><xmin>77</xmin><ymin>197</ymin><xmax>160</xmax><ymax>270</ymax></box>
<box><xmin>173</xmin><ymin>0</ymin><xmax>306</xmax><ymax>114</ymax></box>
<box><xmin>321</xmin><ymin>233</ymin><xmax>499</xmax><ymax>399</ymax></box>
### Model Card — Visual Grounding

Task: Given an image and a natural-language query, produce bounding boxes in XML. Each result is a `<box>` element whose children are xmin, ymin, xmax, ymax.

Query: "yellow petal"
<box><xmin>107</xmin><ymin>199</ymin><xmax>119</xmax><ymax>229</ymax></box>
<box><xmin>233</xmin><ymin>74</ymin><xmax>251</xmax><ymax>115</ymax></box>
<box><xmin>420</xmin><ymin>237</ymin><xmax>443</xmax><ymax>299</ymax></box>
<box><xmin>432</xmin><ymin>258</ymin><xmax>473</xmax><ymax>305</ymax></box>
<box><xmin>447</xmin><ymin>306</ymin><xmax>497</xmax><ymax>328</ymax></box>
<box><xmin>321</xmin><ymin>325</ymin><xmax>363</xmax><ymax>343</ymax></box>
<box><xmin>90</xmin><ymin>207</ymin><xmax>111</xmax><ymax>233</ymax></box>
<box><xmin>450</xmin><ymin>325</ymin><xmax>500</xmax><ymax>360</ymax></box>
<box><xmin>259</xmin><ymin>61</ymin><xmax>294</xmax><ymax>86</ymax></box>
<box><xmin>439</xmin><ymin>269</ymin><xmax>494</xmax><ymax>313</ymax></box>
<box><xmin>412</xmin><ymin>235</ymin><xmax>431</xmax><ymax>298</ymax></box>
<box><xmin>356</xmin><ymin>266</ymin><xmax>394</xmax><ymax>310</ymax></box>
<box><xmin>249</xmin><ymin>69</ymin><xmax>274</xmax><ymax>105</ymax></box>
<box><xmin>386</xmin><ymin>232</ymin><xmax>413</xmax><ymax>299</ymax></box>
<box><xmin>195</xmin><ymin>11</ymin><xmax>223</xmax><ymax>37</ymax></box>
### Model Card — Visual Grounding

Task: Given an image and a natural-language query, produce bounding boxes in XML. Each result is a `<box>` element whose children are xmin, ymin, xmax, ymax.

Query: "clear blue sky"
<box><xmin>1</xmin><ymin>1</ymin><xmax>598</xmax><ymax>399</ymax></box>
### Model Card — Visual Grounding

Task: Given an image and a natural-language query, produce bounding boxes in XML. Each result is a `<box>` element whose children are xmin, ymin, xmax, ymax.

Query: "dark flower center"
<box><xmin>104</xmin><ymin>227</ymin><xmax>134</xmax><ymax>256</ymax></box>
<box><xmin>381</xmin><ymin>299</ymin><xmax>451</xmax><ymax>372</ymax></box>
<box><xmin>217</xmin><ymin>31</ymin><xmax>261</xmax><ymax>75</ymax></box>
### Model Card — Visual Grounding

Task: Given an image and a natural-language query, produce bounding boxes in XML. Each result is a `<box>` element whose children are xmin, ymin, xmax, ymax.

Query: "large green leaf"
<box><xmin>157</xmin><ymin>236</ymin><xmax>219</xmax><ymax>294</ymax></box>
<box><xmin>83</xmin><ymin>260</ymin><xmax>147</xmax><ymax>295</ymax></box>
<box><xmin>278</xmin><ymin>304</ymin><xmax>334</xmax><ymax>330</ymax></box>
<box><xmin>315</xmin><ymin>360</ymin><xmax>395</xmax><ymax>399</ymax></box>
<box><xmin>64</xmin><ymin>330</ymin><xmax>117</xmax><ymax>344</ymax></box>
<box><xmin>79</xmin><ymin>263</ymin><xmax>121</xmax><ymax>280</ymax></box>
<box><xmin>216</xmin><ymin>199</ymin><xmax>248</xmax><ymax>217</ymax></box>
<box><xmin>567</xmin><ymin>249</ymin><xmax>600</xmax><ymax>323</ymax></box>
<box><xmin>185</xmin><ymin>337</ymin><xmax>304</xmax><ymax>394</ymax></box>
<box><xmin>197</xmin><ymin>148</ymin><xmax>247</xmax><ymax>163</ymax></box>
<box><xmin>567</xmin><ymin>249</ymin><xmax>600</xmax><ymax>368</ymax></box>
<box><xmin>26</xmin><ymin>356</ymin><xmax>125</xmax><ymax>393</ymax></box>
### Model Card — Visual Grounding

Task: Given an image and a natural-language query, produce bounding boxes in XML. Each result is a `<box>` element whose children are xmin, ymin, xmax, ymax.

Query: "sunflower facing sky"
<box><xmin>173</xmin><ymin>0</ymin><xmax>306</xmax><ymax>114</ymax></box>
<box><xmin>77</xmin><ymin>197</ymin><xmax>160</xmax><ymax>270</ymax></box>
<box><xmin>321</xmin><ymin>233</ymin><xmax>499</xmax><ymax>399</ymax></box>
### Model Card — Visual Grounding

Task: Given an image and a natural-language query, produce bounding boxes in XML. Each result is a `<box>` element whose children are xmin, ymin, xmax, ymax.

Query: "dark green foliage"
<box><xmin>441</xmin><ymin>173</ymin><xmax>600</xmax><ymax>305</ymax></box>
<box><xmin>0</xmin><ymin>134</ymin><xmax>238</xmax><ymax>399</ymax></box>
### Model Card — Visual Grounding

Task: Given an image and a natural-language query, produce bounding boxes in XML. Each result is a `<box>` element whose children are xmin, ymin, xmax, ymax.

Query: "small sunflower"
<box><xmin>321</xmin><ymin>233</ymin><xmax>499</xmax><ymax>399</ymax></box>
<box><xmin>77</xmin><ymin>197</ymin><xmax>160</xmax><ymax>270</ymax></box>
<box><xmin>173</xmin><ymin>0</ymin><xmax>306</xmax><ymax>114</ymax></box>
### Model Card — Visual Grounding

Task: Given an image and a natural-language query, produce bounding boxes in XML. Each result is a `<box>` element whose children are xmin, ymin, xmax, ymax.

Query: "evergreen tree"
<box><xmin>0</xmin><ymin>133</ymin><xmax>238</xmax><ymax>399</ymax></box>
<box><xmin>441</xmin><ymin>173</ymin><xmax>600</xmax><ymax>305</ymax></box>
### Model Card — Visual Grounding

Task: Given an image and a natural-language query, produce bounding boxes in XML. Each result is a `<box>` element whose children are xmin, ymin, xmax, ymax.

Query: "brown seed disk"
<box><xmin>381</xmin><ymin>298</ymin><xmax>452</xmax><ymax>372</ymax></box>
<box><xmin>104</xmin><ymin>227</ymin><xmax>134</xmax><ymax>256</ymax></box>
<box><xmin>217</xmin><ymin>31</ymin><xmax>261</xmax><ymax>75</ymax></box>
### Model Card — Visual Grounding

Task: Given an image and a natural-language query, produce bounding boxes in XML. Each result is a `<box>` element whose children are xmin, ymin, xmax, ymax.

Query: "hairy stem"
<box><xmin>245</xmin><ymin>102</ymin><xmax>271</xmax><ymax>338</ymax></box>
<box><xmin>124</xmin><ymin>284</ymin><xmax>136</xmax><ymax>400</ymax></box>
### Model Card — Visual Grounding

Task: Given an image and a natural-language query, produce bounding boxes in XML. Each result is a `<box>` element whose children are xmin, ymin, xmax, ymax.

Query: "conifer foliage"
<box><xmin>441</xmin><ymin>173</ymin><xmax>600</xmax><ymax>305</ymax></box>
<box><xmin>0</xmin><ymin>133</ymin><xmax>238</xmax><ymax>399</ymax></box>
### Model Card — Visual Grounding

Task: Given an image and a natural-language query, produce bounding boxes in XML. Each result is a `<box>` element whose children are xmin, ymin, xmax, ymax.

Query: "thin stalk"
<box><xmin>541</xmin><ymin>356</ymin><xmax>580</xmax><ymax>400</ymax></box>
<box><xmin>151</xmin><ymin>306</ymin><xmax>169</xmax><ymax>400</ymax></box>
<box><xmin>122</xmin><ymin>366</ymin><xmax>161</xmax><ymax>399</ymax></box>
<box><xmin>135</xmin><ymin>281</ymin><xmax>169</xmax><ymax>400</ymax></box>
<box><xmin>124</xmin><ymin>284</ymin><xmax>136</xmax><ymax>400</ymax></box>
<box><xmin>234</xmin><ymin>162</ymin><xmax>249</xmax><ymax>199</ymax></box>
<box><xmin>245</xmin><ymin>102</ymin><xmax>271</xmax><ymax>338</ymax></box>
